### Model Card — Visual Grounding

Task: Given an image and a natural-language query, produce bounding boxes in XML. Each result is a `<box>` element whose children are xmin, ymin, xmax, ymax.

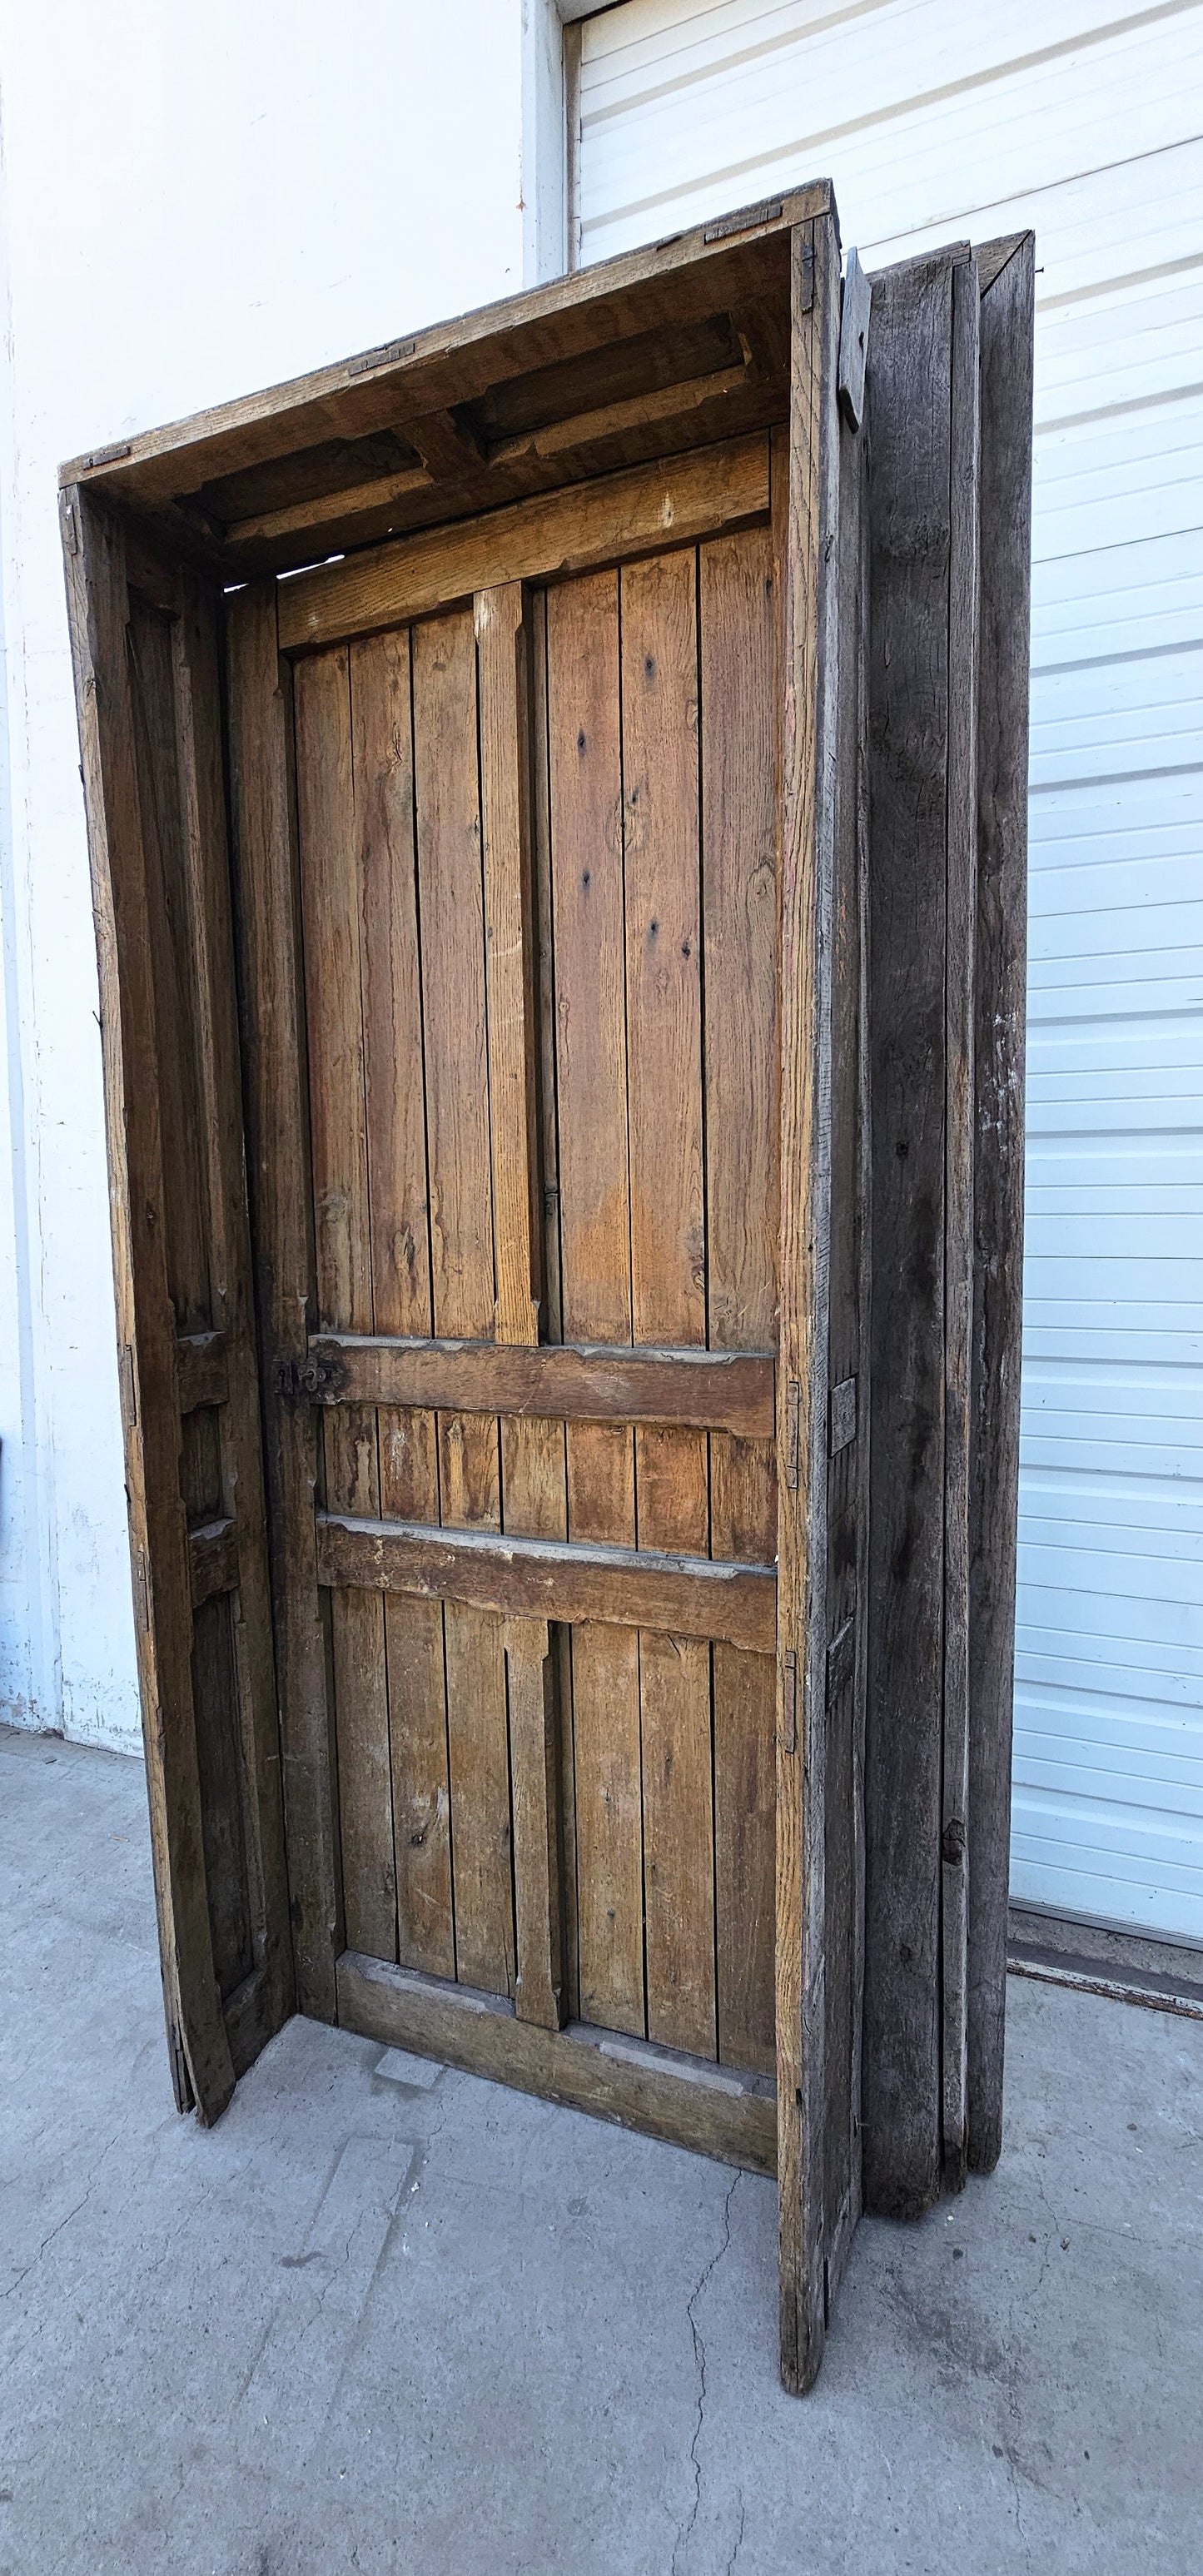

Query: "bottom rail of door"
<box><xmin>336</xmin><ymin>1950</ymin><xmax>778</xmax><ymax>2176</ymax></box>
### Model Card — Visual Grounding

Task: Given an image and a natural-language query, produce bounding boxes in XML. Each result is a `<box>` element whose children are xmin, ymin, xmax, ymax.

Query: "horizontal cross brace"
<box><xmin>298</xmin><ymin>1331</ymin><xmax>774</xmax><ymax>1437</ymax></box>
<box><xmin>316</xmin><ymin>1511</ymin><xmax>776</xmax><ymax>1654</ymax></box>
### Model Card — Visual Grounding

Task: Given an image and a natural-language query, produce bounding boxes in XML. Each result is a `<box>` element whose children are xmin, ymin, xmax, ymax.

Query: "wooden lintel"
<box><xmin>175</xmin><ymin>1329</ymin><xmax>230</xmax><ymax>1414</ymax></box>
<box><xmin>336</xmin><ymin>1951</ymin><xmax>777</xmax><ymax>2176</ymax></box>
<box><xmin>316</xmin><ymin>1512</ymin><xmax>776</xmax><ymax>1654</ymax></box>
<box><xmin>306</xmin><ymin>1332</ymin><xmax>775</xmax><ymax>1435</ymax></box>
<box><xmin>277</xmin><ymin>435</ymin><xmax>771</xmax><ymax>652</ymax></box>
<box><xmin>188</xmin><ymin>1516</ymin><xmax>239</xmax><ymax>1608</ymax></box>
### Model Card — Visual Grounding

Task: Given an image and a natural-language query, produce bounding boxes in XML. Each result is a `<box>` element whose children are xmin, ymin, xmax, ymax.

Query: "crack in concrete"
<box><xmin>724</xmin><ymin>2491</ymin><xmax>747</xmax><ymax>2576</ymax></box>
<box><xmin>3</xmin><ymin>2185</ymin><xmax>95</xmax><ymax>2297</ymax></box>
<box><xmin>672</xmin><ymin>2171</ymin><xmax>740</xmax><ymax>2576</ymax></box>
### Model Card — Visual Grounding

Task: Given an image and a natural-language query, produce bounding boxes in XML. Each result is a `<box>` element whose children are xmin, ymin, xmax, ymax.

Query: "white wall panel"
<box><xmin>579</xmin><ymin>0</ymin><xmax>1203</xmax><ymax>1937</ymax></box>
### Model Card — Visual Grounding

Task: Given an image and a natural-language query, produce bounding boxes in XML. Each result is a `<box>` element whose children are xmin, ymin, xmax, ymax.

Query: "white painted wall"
<box><xmin>0</xmin><ymin>0</ymin><xmax>564</xmax><ymax>1751</ymax></box>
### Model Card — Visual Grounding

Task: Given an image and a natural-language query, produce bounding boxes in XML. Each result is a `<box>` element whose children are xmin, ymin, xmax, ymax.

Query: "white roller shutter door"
<box><xmin>577</xmin><ymin>0</ymin><xmax>1203</xmax><ymax>1941</ymax></box>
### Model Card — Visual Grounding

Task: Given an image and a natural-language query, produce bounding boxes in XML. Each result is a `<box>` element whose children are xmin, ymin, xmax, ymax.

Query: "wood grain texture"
<box><xmin>337</xmin><ymin>1951</ymin><xmax>777</xmax><ymax>2176</ymax></box>
<box><xmin>279</xmin><ymin>437</ymin><xmax>770</xmax><ymax>650</ymax></box>
<box><xmin>412</xmin><ymin>609</ymin><xmax>514</xmax><ymax>1999</ymax></box>
<box><xmin>294</xmin><ymin>647</ymin><xmax>395</xmax><ymax>1966</ymax></box>
<box><xmin>547</xmin><ymin>568</ymin><xmax>644</xmax><ymax>2039</ymax></box>
<box><xmin>63</xmin><ymin>490</ymin><xmax>234</xmax><ymax>2118</ymax></box>
<box><xmin>773</xmin><ymin>212</ymin><xmax>841</xmax><ymax>2395</ymax></box>
<box><xmin>477</xmin><ymin>581</ymin><xmax>541</xmax><ymax>1345</ymax></box>
<box><xmin>941</xmin><ymin>254</ymin><xmax>981</xmax><ymax>2192</ymax></box>
<box><xmin>505</xmin><ymin>1618</ymin><xmax>564</xmax><ymax>2028</ymax></box>
<box><xmin>701</xmin><ymin>522</ymin><xmax>779</xmax><ymax>2076</ymax></box>
<box><xmin>823</xmin><ymin>364</ymin><xmax>871</xmax><ymax>2308</ymax></box>
<box><xmin>317</xmin><ymin>1514</ymin><xmax>775</xmax><ymax>1653</ymax></box>
<box><xmin>862</xmin><ymin>249</ymin><xmax>956</xmax><ymax>2224</ymax></box>
<box><xmin>306</xmin><ymin>1333</ymin><xmax>774</xmax><ymax>1434</ymax></box>
<box><xmin>350</xmin><ymin>627</ymin><xmax>454</xmax><ymax>1981</ymax></box>
<box><xmin>620</xmin><ymin>545</ymin><xmax>714</xmax><ymax>2062</ymax></box>
<box><xmin>226</xmin><ymin>580</ymin><xmax>341</xmax><ymax>2022</ymax></box>
<box><xmin>967</xmin><ymin>236</ymin><xmax>1033</xmax><ymax>2175</ymax></box>
<box><xmin>175</xmin><ymin>1330</ymin><xmax>229</xmax><ymax>1413</ymax></box>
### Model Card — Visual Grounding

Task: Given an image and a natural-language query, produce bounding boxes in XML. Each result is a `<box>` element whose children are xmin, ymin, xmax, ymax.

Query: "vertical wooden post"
<box><xmin>942</xmin><ymin>255</ymin><xmax>982</xmax><ymax>2190</ymax></box>
<box><xmin>62</xmin><ymin>490</ymin><xmax>234</xmax><ymax>2121</ymax></box>
<box><xmin>967</xmin><ymin>235</ymin><xmax>1034</xmax><ymax>2173</ymax></box>
<box><xmin>774</xmin><ymin>210</ymin><xmax>842</xmax><ymax>2396</ymax></box>
<box><xmin>226</xmin><ymin>584</ymin><xmax>341</xmax><ymax>2023</ymax></box>
<box><xmin>173</xmin><ymin>569</ymin><xmax>295</xmax><ymax>2052</ymax></box>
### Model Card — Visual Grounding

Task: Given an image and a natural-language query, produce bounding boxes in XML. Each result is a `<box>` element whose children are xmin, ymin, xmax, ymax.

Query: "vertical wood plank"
<box><xmin>412</xmin><ymin>609</ymin><xmax>514</xmax><ymax>1998</ymax></box>
<box><xmin>621</xmin><ymin>545</ymin><xmax>715</xmax><ymax>2064</ymax></box>
<box><xmin>175</xmin><ymin>569</ymin><xmax>294</xmax><ymax>2041</ymax></box>
<box><xmin>774</xmin><ymin>211</ymin><xmax>841</xmax><ymax>2395</ymax></box>
<box><xmin>547</xmin><ymin>569</ymin><xmax>644</xmax><ymax>2039</ymax></box>
<box><xmin>529</xmin><ymin>584</ymin><xmax>579</xmax><ymax>2019</ymax></box>
<box><xmin>64</xmin><ymin>490</ymin><xmax>235</xmax><ymax>2118</ymax></box>
<box><xmin>823</xmin><ymin>375</ymin><xmax>872</xmax><ymax>2304</ymax></box>
<box><xmin>862</xmin><ymin>248</ymin><xmax>957</xmax><ymax>2223</ymax></box>
<box><xmin>700</xmin><ymin>523</ymin><xmax>779</xmax><ymax>2078</ymax></box>
<box><xmin>967</xmin><ymin>236</ymin><xmax>1034</xmax><ymax>2175</ymax></box>
<box><xmin>476</xmin><ymin>581</ymin><xmax>541</xmax><ymax>1345</ymax></box>
<box><xmin>350</xmin><ymin>626</ymin><xmax>454</xmax><ymax>1978</ymax></box>
<box><xmin>942</xmin><ymin>254</ymin><xmax>982</xmax><ymax>2191</ymax></box>
<box><xmin>294</xmin><ymin>649</ymin><xmax>395</xmax><ymax>1966</ymax></box>
<box><xmin>505</xmin><ymin>1617</ymin><xmax>564</xmax><ymax>2030</ymax></box>
<box><xmin>477</xmin><ymin>579</ymin><xmax>566</xmax><ymax>2022</ymax></box>
<box><xmin>226</xmin><ymin>579</ymin><xmax>341</xmax><ymax>2022</ymax></box>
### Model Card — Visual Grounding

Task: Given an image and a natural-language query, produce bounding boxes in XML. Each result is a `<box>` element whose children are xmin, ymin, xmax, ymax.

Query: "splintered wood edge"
<box><xmin>337</xmin><ymin>1952</ymin><xmax>778</xmax><ymax>2175</ymax></box>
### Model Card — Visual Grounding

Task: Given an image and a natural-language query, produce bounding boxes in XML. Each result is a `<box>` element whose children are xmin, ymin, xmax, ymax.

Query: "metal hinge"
<box><xmin>273</xmin><ymin>1352</ymin><xmax>345</xmax><ymax>1404</ymax></box>
<box><xmin>828</xmin><ymin>1375</ymin><xmax>858</xmax><ymax>1458</ymax></box>
<box><xmin>783</xmin><ymin>1378</ymin><xmax>801</xmax><ymax>1489</ymax></box>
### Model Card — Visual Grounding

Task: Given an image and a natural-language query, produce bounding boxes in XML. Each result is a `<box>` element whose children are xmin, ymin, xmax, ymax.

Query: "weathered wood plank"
<box><xmin>412</xmin><ymin>609</ymin><xmax>514</xmax><ymax>2000</ymax></box>
<box><xmin>306</xmin><ymin>1331</ymin><xmax>774</xmax><ymax>1432</ymax></box>
<box><xmin>700</xmin><ymin>520</ymin><xmax>779</xmax><ymax>2079</ymax></box>
<box><xmin>505</xmin><ymin>1618</ymin><xmax>564</xmax><ymax>2029</ymax></box>
<box><xmin>621</xmin><ymin>542</ymin><xmax>715</xmax><ymax>2063</ymax></box>
<box><xmin>547</xmin><ymin>567</ymin><xmax>644</xmax><ymax>2039</ymax></box>
<box><xmin>477</xmin><ymin>580</ymin><xmax>541</xmax><ymax>1345</ymax></box>
<box><xmin>294</xmin><ymin>645</ymin><xmax>395</xmax><ymax>1967</ymax></box>
<box><xmin>279</xmin><ymin>436</ymin><xmax>770</xmax><ymax>651</ymax></box>
<box><xmin>351</xmin><ymin>624</ymin><xmax>455</xmax><ymax>1983</ymax></box>
<box><xmin>862</xmin><ymin>247</ymin><xmax>957</xmax><ymax>2224</ymax></box>
<box><xmin>63</xmin><ymin>489</ymin><xmax>235</xmax><ymax>2119</ymax></box>
<box><xmin>337</xmin><ymin>1950</ymin><xmax>777</xmax><ymax>2176</ymax></box>
<box><xmin>316</xmin><ymin>1513</ymin><xmax>776</xmax><ymax>1654</ymax></box>
<box><xmin>174</xmin><ymin>567</ymin><xmax>294</xmax><ymax>2047</ymax></box>
<box><xmin>226</xmin><ymin>579</ymin><xmax>342</xmax><ymax>2022</ymax></box>
<box><xmin>941</xmin><ymin>252</ymin><xmax>982</xmax><ymax>2193</ymax></box>
<box><xmin>774</xmin><ymin>211</ymin><xmax>841</xmax><ymax>2396</ymax></box>
<box><xmin>967</xmin><ymin>235</ymin><xmax>1034</xmax><ymax>2176</ymax></box>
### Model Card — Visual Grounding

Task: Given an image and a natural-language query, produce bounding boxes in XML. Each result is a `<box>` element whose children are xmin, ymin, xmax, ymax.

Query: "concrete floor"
<box><xmin>2</xmin><ymin>1721</ymin><xmax>1200</xmax><ymax>2576</ymax></box>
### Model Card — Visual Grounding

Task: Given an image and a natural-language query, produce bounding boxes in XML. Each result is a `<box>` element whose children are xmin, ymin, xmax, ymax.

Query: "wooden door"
<box><xmin>223</xmin><ymin>212</ymin><xmax>860</xmax><ymax>2390</ymax></box>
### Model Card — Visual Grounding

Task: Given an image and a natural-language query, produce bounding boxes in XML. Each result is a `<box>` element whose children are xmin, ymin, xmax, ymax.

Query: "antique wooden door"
<box><xmin>222</xmin><ymin>211</ymin><xmax>860</xmax><ymax>2393</ymax></box>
